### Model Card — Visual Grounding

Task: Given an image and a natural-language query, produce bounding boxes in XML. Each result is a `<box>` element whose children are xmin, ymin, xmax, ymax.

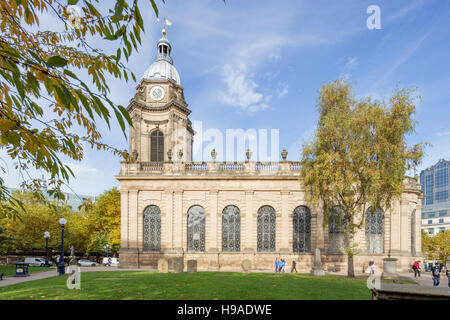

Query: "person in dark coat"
<box><xmin>291</xmin><ymin>260</ymin><xmax>297</xmax><ymax>273</ymax></box>
<box><xmin>432</xmin><ymin>262</ymin><xmax>441</xmax><ymax>286</ymax></box>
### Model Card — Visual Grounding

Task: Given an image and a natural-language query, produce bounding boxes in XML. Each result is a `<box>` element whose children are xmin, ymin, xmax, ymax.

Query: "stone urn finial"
<box><xmin>167</xmin><ymin>149</ymin><xmax>172</xmax><ymax>161</ymax></box>
<box><xmin>178</xmin><ymin>149</ymin><xmax>183</xmax><ymax>160</ymax></box>
<box><xmin>211</xmin><ymin>149</ymin><xmax>217</xmax><ymax>161</ymax></box>
<box><xmin>246</xmin><ymin>149</ymin><xmax>252</xmax><ymax>161</ymax></box>
<box><xmin>281</xmin><ymin>149</ymin><xmax>288</xmax><ymax>161</ymax></box>
<box><xmin>131</xmin><ymin>150</ymin><xmax>139</xmax><ymax>162</ymax></box>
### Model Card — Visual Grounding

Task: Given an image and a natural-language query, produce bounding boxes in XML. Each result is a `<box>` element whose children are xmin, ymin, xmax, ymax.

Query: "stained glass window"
<box><xmin>257</xmin><ymin>206</ymin><xmax>276</xmax><ymax>252</ymax></box>
<box><xmin>143</xmin><ymin>205</ymin><xmax>161</xmax><ymax>251</ymax></box>
<box><xmin>293</xmin><ymin>206</ymin><xmax>311</xmax><ymax>253</ymax></box>
<box><xmin>187</xmin><ymin>205</ymin><xmax>205</xmax><ymax>252</ymax></box>
<box><xmin>365</xmin><ymin>207</ymin><xmax>383</xmax><ymax>254</ymax></box>
<box><xmin>222</xmin><ymin>205</ymin><xmax>240</xmax><ymax>252</ymax></box>
<box><xmin>328</xmin><ymin>206</ymin><xmax>346</xmax><ymax>254</ymax></box>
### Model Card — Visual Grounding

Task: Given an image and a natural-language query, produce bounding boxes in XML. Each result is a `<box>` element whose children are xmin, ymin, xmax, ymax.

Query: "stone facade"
<box><xmin>116</xmin><ymin>29</ymin><xmax>424</xmax><ymax>274</ymax></box>
<box><xmin>117</xmin><ymin>162</ymin><xmax>423</xmax><ymax>273</ymax></box>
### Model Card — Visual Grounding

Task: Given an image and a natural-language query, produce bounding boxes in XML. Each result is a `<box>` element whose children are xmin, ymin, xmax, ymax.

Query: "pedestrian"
<box><xmin>446</xmin><ymin>267</ymin><xmax>450</xmax><ymax>287</ymax></box>
<box><xmin>412</xmin><ymin>261</ymin><xmax>421</xmax><ymax>278</ymax></box>
<box><xmin>424</xmin><ymin>262</ymin><xmax>428</xmax><ymax>272</ymax></box>
<box><xmin>291</xmin><ymin>260</ymin><xmax>297</xmax><ymax>273</ymax></box>
<box><xmin>368</xmin><ymin>259</ymin><xmax>375</xmax><ymax>275</ymax></box>
<box><xmin>432</xmin><ymin>262</ymin><xmax>441</xmax><ymax>286</ymax></box>
<box><xmin>274</xmin><ymin>258</ymin><xmax>279</xmax><ymax>273</ymax></box>
<box><xmin>281</xmin><ymin>259</ymin><xmax>286</xmax><ymax>273</ymax></box>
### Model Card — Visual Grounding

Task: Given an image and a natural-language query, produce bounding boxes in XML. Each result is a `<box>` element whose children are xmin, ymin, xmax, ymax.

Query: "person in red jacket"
<box><xmin>412</xmin><ymin>261</ymin><xmax>421</xmax><ymax>278</ymax></box>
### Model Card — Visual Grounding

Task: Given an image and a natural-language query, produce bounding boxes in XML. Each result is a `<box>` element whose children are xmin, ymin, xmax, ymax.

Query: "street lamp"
<box><xmin>58</xmin><ymin>218</ymin><xmax>67</xmax><ymax>276</ymax></box>
<box><xmin>104</xmin><ymin>244</ymin><xmax>111</xmax><ymax>266</ymax></box>
<box><xmin>44</xmin><ymin>231</ymin><xmax>50</xmax><ymax>267</ymax></box>
<box><xmin>104</xmin><ymin>244</ymin><xmax>111</xmax><ymax>259</ymax></box>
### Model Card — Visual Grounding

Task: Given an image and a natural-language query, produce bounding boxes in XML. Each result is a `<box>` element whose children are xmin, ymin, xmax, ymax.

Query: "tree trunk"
<box><xmin>347</xmin><ymin>255</ymin><xmax>355</xmax><ymax>278</ymax></box>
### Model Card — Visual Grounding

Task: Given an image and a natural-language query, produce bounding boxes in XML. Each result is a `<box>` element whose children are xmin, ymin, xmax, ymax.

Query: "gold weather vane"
<box><xmin>156</xmin><ymin>17</ymin><xmax>172</xmax><ymax>36</ymax></box>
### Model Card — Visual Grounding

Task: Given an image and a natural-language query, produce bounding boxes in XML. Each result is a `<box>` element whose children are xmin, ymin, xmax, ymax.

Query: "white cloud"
<box><xmin>436</xmin><ymin>131</ymin><xmax>450</xmax><ymax>137</ymax></box>
<box><xmin>277</xmin><ymin>83</ymin><xmax>289</xmax><ymax>97</ymax></box>
<box><xmin>340</xmin><ymin>56</ymin><xmax>358</xmax><ymax>80</ymax></box>
<box><xmin>218</xmin><ymin>63</ymin><xmax>270</xmax><ymax>112</ymax></box>
<box><xmin>388</xmin><ymin>0</ymin><xmax>424</xmax><ymax>22</ymax></box>
<box><xmin>65</xmin><ymin>163</ymin><xmax>100</xmax><ymax>178</ymax></box>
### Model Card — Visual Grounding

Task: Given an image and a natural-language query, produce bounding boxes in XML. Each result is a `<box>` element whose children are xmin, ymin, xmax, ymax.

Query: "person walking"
<box><xmin>291</xmin><ymin>260</ymin><xmax>298</xmax><ymax>273</ymax></box>
<box><xmin>281</xmin><ymin>259</ymin><xmax>286</xmax><ymax>273</ymax></box>
<box><xmin>412</xmin><ymin>261</ymin><xmax>421</xmax><ymax>278</ymax></box>
<box><xmin>445</xmin><ymin>267</ymin><xmax>450</xmax><ymax>287</ymax></box>
<box><xmin>432</xmin><ymin>262</ymin><xmax>441</xmax><ymax>286</ymax></box>
<box><xmin>424</xmin><ymin>262</ymin><xmax>428</xmax><ymax>272</ymax></box>
<box><xmin>274</xmin><ymin>258</ymin><xmax>279</xmax><ymax>273</ymax></box>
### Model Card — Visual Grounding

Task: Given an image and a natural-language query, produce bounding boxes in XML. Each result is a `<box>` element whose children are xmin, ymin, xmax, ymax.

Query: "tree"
<box><xmin>0</xmin><ymin>0</ymin><xmax>164</xmax><ymax>219</ymax></box>
<box><xmin>0</xmin><ymin>188</ymin><xmax>119</xmax><ymax>255</ymax></box>
<box><xmin>301</xmin><ymin>79</ymin><xmax>426</xmax><ymax>277</ymax></box>
<box><xmin>422</xmin><ymin>229</ymin><xmax>450</xmax><ymax>265</ymax></box>
<box><xmin>80</xmin><ymin>188</ymin><xmax>121</xmax><ymax>254</ymax></box>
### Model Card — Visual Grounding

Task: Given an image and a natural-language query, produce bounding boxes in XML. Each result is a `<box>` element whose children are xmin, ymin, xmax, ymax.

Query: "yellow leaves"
<box><xmin>0</xmin><ymin>119</ymin><xmax>16</xmax><ymax>133</ymax></box>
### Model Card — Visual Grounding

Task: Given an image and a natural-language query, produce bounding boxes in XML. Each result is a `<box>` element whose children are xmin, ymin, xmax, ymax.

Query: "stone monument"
<box><xmin>382</xmin><ymin>257</ymin><xmax>398</xmax><ymax>279</ymax></box>
<box><xmin>310</xmin><ymin>248</ymin><xmax>325</xmax><ymax>276</ymax></box>
<box><xmin>173</xmin><ymin>257</ymin><xmax>184</xmax><ymax>273</ymax></box>
<box><xmin>241</xmin><ymin>259</ymin><xmax>252</xmax><ymax>273</ymax></box>
<box><xmin>157</xmin><ymin>259</ymin><xmax>168</xmax><ymax>273</ymax></box>
<box><xmin>187</xmin><ymin>260</ymin><xmax>197</xmax><ymax>273</ymax></box>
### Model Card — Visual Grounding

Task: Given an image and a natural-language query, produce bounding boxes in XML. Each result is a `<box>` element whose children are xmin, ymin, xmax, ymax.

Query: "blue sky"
<box><xmin>3</xmin><ymin>0</ymin><xmax>450</xmax><ymax>196</ymax></box>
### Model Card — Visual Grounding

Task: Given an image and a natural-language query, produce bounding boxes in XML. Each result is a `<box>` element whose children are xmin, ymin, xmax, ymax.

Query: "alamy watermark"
<box><xmin>367</xmin><ymin>5</ymin><xmax>381</xmax><ymax>30</ymax></box>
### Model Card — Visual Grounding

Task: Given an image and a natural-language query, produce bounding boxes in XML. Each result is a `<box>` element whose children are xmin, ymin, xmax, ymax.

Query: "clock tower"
<box><xmin>127</xmin><ymin>28</ymin><xmax>194</xmax><ymax>163</ymax></box>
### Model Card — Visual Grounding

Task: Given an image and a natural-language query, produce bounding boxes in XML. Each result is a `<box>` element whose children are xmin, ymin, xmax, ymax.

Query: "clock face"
<box><xmin>150</xmin><ymin>85</ymin><xmax>165</xmax><ymax>101</ymax></box>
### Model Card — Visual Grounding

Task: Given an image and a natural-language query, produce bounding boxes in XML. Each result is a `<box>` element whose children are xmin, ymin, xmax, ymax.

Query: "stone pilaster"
<box><xmin>173</xmin><ymin>190</ymin><xmax>183</xmax><ymax>252</ymax></box>
<box><xmin>128</xmin><ymin>190</ymin><xmax>139</xmax><ymax>250</ymax></box>
<box><xmin>120</xmin><ymin>189</ymin><xmax>129</xmax><ymax>249</ymax></box>
<box><xmin>208</xmin><ymin>189</ymin><xmax>219</xmax><ymax>252</ymax></box>
<box><xmin>244</xmin><ymin>190</ymin><xmax>254</xmax><ymax>252</ymax></box>
<box><xmin>162</xmin><ymin>190</ymin><xmax>174</xmax><ymax>250</ymax></box>
<box><xmin>280</xmin><ymin>190</ymin><xmax>290</xmax><ymax>252</ymax></box>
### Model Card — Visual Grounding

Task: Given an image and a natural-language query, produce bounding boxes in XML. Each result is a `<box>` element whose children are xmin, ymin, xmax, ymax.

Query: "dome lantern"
<box><xmin>142</xmin><ymin>27</ymin><xmax>180</xmax><ymax>85</ymax></box>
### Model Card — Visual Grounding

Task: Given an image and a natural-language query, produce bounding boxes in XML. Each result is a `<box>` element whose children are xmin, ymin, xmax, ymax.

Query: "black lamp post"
<box><xmin>44</xmin><ymin>231</ymin><xmax>50</xmax><ymax>267</ymax></box>
<box><xmin>58</xmin><ymin>218</ymin><xmax>67</xmax><ymax>276</ymax></box>
<box><xmin>105</xmin><ymin>244</ymin><xmax>111</xmax><ymax>266</ymax></box>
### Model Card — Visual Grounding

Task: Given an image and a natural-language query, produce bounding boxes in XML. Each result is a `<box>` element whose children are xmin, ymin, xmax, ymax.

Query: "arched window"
<box><xmin>187</xmin><ymin>205</ymin><xmax>205</xmax><ymax>252</ymax></box>
<box><xmin>411</xmin><ymin>209</ymin><xmax>416</xmax><ymax>255</ymax></box>
<box><xmin>293</xmin><ymin>206</ymin><xmax>311</xmax><ymax>253</ymax></box>
<box><xmin>222</xmin><ymin>205</ymin><xmax>240</xmax><ymax>252</ymax></box>
<box><xmin>257</xmin><ymin>206</ymin><xmax>276</xmax><ymax>252</ymax></box>
<box><xmin>150</xmin><ymin>130</ymin><xmax>164</xmax><ymax>162</ymax></box>
<box><xmin>328</xmin><ymin>206</ymin><xmax>346</xmax><ymax>254</ymax></box>
<box><xmin>365</xmin><ymin>207</ymin><xmax>384</xmax><ymax>254</ymax></box>
<box><xmin>143</xmin><ymin>205</ymin><xmax>161</xmax><ymax>251</ymax></box>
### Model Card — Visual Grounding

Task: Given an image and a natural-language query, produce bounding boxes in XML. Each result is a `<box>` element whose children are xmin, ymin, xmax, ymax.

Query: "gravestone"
<box><xmin>241</xmin><ymin>259</ymin><xmax>252</xmax><ymax>273</ymax></box>
<box><xmin>173</xmin><ymin>257</ymin><xmax>184</xmax><ymax>273</ymax></box>
<box><xmin>310</xmin><ymin>248</ymin><xmax>326</xmax><ymax>276</ymax></box>
<box><xmin>158</xmin><ymin>259</ymin><xmax>168</xmax><ymax>273</ymax></box>
<box><xmin>187</xmin><ymin>260</ymin><xmax>197</xmax><ymax>273</ymax></box>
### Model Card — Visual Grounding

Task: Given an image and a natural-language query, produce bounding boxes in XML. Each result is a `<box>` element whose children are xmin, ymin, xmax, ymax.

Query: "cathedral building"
<box><xmin>117</xmin><ymin>29</ymin><xmax>423</xmax><ymax>273</ymax></box>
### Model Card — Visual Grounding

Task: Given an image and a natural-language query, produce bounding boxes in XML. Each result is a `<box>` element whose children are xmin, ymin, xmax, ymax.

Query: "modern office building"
<box><xmin>7</xmin><ymin>183</ymin><xmax>95</xmax><ymax>211</ymax></box>
<box><xmin>420</xmin><ymin>159</ymin><xmax>450</xmax><ymax>235</ymax></box>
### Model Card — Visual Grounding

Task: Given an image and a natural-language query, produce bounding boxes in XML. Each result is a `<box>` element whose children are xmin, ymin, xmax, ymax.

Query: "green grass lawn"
<box><xmin>0</xmin><ymin>271</ymin><xmax>372</xmax><ymax>300</ymax></box>
<box><xmin>0</xmin><ymin>265</ymin><xmax>55</xmax><ymax>277</ymax></box>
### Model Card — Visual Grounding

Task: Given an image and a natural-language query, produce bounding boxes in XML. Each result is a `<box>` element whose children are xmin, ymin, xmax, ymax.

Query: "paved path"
<box><xmin>0</xmin><ymin>266</ymin><xmax>143</xmax><ymax>287</ymax></box>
